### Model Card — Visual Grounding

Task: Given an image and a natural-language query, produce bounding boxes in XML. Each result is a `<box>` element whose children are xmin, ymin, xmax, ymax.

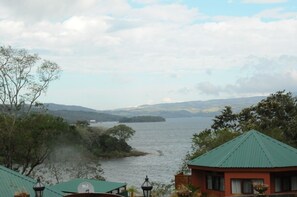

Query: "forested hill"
<box><xmin>119</xmin><ymin>116</ymin><xmax>166</xmax><ymax>123</ymax></box>
<box><xmin>48</xmin><ymin>110</ymin><xmax>124</xmax><ymax>123</ymax></box>
<box><xmin>44</xmin><ymin>95</ymin><xmax>271</xmax><ymax>122</ymax></box>
<box><xmin>103</xmin><ymin>96</ymin><xmax>266</xmax><ymax>118</ymax></box>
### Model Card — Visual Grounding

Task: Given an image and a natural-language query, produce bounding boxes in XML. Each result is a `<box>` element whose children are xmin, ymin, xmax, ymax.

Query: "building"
<box><xmin>179</xmin><ymin>130</ymin><xmax>297</xmax><ymax>197</ymax></box>
<box><xmin>0</xmin><ymin>165</ymin><xmax>64</xmax><ymax>196</ymax></box>
<box><xmin>0</xmin><ymin>164</ymin><xmax>128</xmax><ymax>197</ymax></box>
<box><xmin>49</xmin><ymin>178</ymin><xmax>127</xmax><ymax>196</ymax></box>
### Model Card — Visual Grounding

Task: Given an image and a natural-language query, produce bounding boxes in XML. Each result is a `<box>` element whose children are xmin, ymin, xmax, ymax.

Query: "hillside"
<box><xmin>44</xmin><ymin>96</ymin><xmax>266</xmax><ymax>121</ymax></box>
<box><xmin>103</xmin><ymin>96</ymin><xmax>265</xmax><ymax>118</ymax></box>
<box><xmin>47</xmin><ymin>110</ymin><xmax>124</xmax><ymax>123</ymax></box>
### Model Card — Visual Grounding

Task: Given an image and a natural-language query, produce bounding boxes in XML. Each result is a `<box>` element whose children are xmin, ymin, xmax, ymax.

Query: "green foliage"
<box><xmin>77</xmin><ymin>125</ymin><xmax>135</xmax><ymax>158</ymax></box>
<box><xmin>0</xmin><ymin>45</ymin><xmax>61</xmax><ymax>116</ymax></box>
<box><xmin>151</xmin><ymin>182</ymin><xmax>174</xmax><ymax>197</ymax></box>
<box><xmin>33</xmin><ymin>146</ymin><xmax>105</xmax><ymax>184</ymax></box>
<box><xmin>76</xmin><ymin>120</ymin><xmax>90</xmax><ymax>127</ymax></box>
<box><xmin>107</xmin><ymin>124</ymin><xmax>136</xmax><ymax>141</ymax></box>
<box><xmin>184</xmin><ymin>91</ymin><xmax>297</xmax><ymax>171</ymax></box>
<box><xmin>211</xmin><ymin>106</ymin><xmax>238</xmax><ymax>131</ymax></box>
<box><xmin>119</xmin><ymin>116</ymin><xmax>166</xmax><ymax>123</ymax></box>
<box><xmin>127</xmin><ymin>186</ymin><xmax>138</xmax><ymax>197</ymax></box>
<box><xmin>191</xmin><ymin>128</ymin><xmax>240</xmax><ymax>159</ymax></box>
<box><xmin>0</xmin><ymin>45</ymin><xmax>62</xmax><ymax>175</ymax></box>
<box><xmin>49</xmin><ymin>110</ymin><xmax>124</xmax><ymax>124</ymax></box>
<box><xmin>0</xmin><ymin>113</ymin><xmax>71</xmax><ymax>175</ymax></box>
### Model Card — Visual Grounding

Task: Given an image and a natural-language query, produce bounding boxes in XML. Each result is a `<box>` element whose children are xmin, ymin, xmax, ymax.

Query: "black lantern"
<box><xmin>141</xmin><ymin>175</ymin><xmax>153</xmax><ymax>197</ymax></box>
<box><xmin>33</xmin><ymin>177</ymin><xmax>45</xmax><ymax>197</ymax></box>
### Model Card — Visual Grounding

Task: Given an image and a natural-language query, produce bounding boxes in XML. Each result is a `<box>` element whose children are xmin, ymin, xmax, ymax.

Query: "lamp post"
<box><xmin>141</xmin><ymin>175</ymin><xmax>153</xmax><ymax>197</ymax></box>
<box><xmin>33</xmin><ymin>177</ymin><xmax>45</xmax><ymax>197</ymax></box>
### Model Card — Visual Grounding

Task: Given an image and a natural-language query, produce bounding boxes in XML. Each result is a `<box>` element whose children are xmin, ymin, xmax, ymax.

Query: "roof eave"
<box><xmin>188</xmin><ymin>165</ymin><xmax>297</xmax><ymax>172</ymax></box>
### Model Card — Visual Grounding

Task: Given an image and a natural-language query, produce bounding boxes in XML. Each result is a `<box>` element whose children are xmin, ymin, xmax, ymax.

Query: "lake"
<box><xmin>93</xmin><ymin>116</ymin><xmax>213</xmax><ymax>188</ymax></box>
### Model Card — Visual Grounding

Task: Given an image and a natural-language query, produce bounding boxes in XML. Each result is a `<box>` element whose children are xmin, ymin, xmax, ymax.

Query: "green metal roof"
<box><xmin>0</xmin><ymin>165</ymin><xmax>64</xmax><ymax>196</ymax></box>
<box><xmin>189</xmin><ymin>129</ymin><xmax>297</xmax><ymax>168</ymax></box>
<box><xmin>50</xmin><ymin>178</ymin><xmax>126</xmax><ymax>194</ymax></box>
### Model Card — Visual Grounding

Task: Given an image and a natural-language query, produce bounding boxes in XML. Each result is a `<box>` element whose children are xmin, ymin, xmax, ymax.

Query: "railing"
<box><xmin>227</xmin><ymin>193</ymin><xmax>297</xmax><ymax>197</ymax></box>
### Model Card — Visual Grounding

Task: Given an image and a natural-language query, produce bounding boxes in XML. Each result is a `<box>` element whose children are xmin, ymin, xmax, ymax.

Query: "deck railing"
<box><xmin>227</xmin><ymin>193</ymin><xmax>297</xmax><ymax>197</ymax></box>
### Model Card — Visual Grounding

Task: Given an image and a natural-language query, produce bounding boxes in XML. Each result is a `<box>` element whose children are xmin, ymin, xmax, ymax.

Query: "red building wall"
<box><xmin>191</xmin><ymin>169</ymin><xmax>225</xmax><ymax>197</ymax></box>
<box><xmin>224</xmin><ymin>171</ymin><xmax>271</xmax><ymax>196</ymax></box>
<box><xmin>190</xmin><ymin>168</ymin><xmax>272</xmax><ymax>197</ymax></box>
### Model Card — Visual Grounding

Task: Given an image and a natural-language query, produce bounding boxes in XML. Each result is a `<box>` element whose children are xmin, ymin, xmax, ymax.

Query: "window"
<box><xmin>291</xmin><ymin>176</ymin><xmax>297</xmax><ymax>191</ymax></box>
<box><xmin>275</xmin><ymin>178</ymin><xmax>281</xmax><ymax>192</ymax></box>
<box><xmin>283</xmin><ymin>177</ymin><xmax>290</xmax><ymax>191</ymax></box>
<box><xmin>275</xmin><ymin>176</ymin><xmax>297</xmax><ymax>192</ymax></box>
<box><xmin>232</xmin><ymin>180</ymin><xmax>241</xmax><ymax>194</ymax></box>
<box><xmin>231</xmin><ymin>179</ymin><xmax>263</xmax><ymax>194</ymax></box>
<box><xmin>242</xmin><ymin>180</ymin><xmax>252</xmax><ymax>194</ymax></box>
<box><xmin>206</xmin><ymin>175</ymin><xmax>224</xmax><ymax>191</ymax></box>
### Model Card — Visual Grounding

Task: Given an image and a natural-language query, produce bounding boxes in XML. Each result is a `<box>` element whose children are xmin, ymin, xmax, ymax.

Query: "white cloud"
<box><xmin>0</xmin><ymin>0</ymin><xmax>131</xmax><ymax>22</ymax></box>
<box><xmin>162</xmin><ymin>97</ymin><xmax>174</xmax><ymax>103</ymax></box>
<box><xmin>255</xmin><ymin>8</ymin><xmax>297</xmax><ymax>19</ymax></box>
<box><xmin>242</xmin><ymin>0</ymin><xmax>287</xmax><ymax>4</ymax></box>
<box><xmin>132</xmin><ymin>0</ymin><xmax>157</xmax><ymax>4</ymax></box>
<box><xmin>196</xmin><ymin>82</ymin><xmax>222</xmax><ymax>96</ymax></box>
<box><xmin>195</xmin><ymin>55</ymin><xmax>297</xmax><ymax>97</ymax></box>
<box><xmin>1</xmin><ymin>0</ymin><xmax>297</xmax><ymax>108</ymax></box>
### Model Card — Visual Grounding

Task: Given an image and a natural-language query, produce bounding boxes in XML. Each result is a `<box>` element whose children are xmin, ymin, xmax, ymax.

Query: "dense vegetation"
<box><xmin>181</xmin><ymin>90</ymin><xmax>297</xmax><ymax>171</ymax></box>
<box><xmin>0</xmin><ymin>46</ymin><xmax>142</xmax><ymax>178</ymax></box>
<box><xmin>119</xmin><ymin>116</ymin><xmax>166</xmax><ymax>123</ymax></box>
<box><xmin>76</xmin><ymin>122</ymin><xmax>144</xmax><ymax>158</ymax></box>
<box><xmin>48</xmin><ymin>110</ymin><xmax>124</xmax><ymax>124</ymax></box>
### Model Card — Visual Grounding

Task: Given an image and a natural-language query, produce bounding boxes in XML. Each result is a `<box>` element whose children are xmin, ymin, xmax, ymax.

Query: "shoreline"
<box><xmin>98</xmin><ymin>149</ymin><xmax>148</xmax><ymax>159</ymax></box>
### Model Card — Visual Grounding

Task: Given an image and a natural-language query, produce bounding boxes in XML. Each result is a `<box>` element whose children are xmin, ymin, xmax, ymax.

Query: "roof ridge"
<box><xmin>189</xmin><ymin>132</ymin><xmax>241</xmax><ymax>164</ymax></box>
<box><xmin>216</xmin><ymin>131</ymin><xmax>250</xmax><ymax>167</ymax></box>
<box><xmin>253</xmin><ymin>132</ymin><xmax>275</xmax><ymax>167</ymax></box>
<box><xmin>189</xmin><ymin>129</ymin><xmax>297</xmax><ymax>168</ymax></box>
<box><xmin>0</xmin><ymin>166</ymin><xmax>35</xmax><ymax>184</ymax></box>
<box><xmin>0</xmin><ymin>165</ymin><xmax>63</xmax><ymax>195</ymax></box>
<box><xmin>258</xmin><ymin>131</ymin><xmax>297</xmax><ymax>158</ymax></box>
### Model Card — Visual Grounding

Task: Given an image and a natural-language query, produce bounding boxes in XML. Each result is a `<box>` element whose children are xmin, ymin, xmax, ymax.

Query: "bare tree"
<box><xmin>0</xmin><ymin>45</ymin><xmax>61</xmax><ymax>116</ymax></box>
<box><xmin>0</xmin><ymin>45</ymin><xmax>61</xmax><ymax>173</ymax></box>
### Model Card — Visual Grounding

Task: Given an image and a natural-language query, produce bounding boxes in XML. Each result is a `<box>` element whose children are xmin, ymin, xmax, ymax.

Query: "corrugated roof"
<box><xmin>189</xmin><ymin>129</ymin><xmax>297</xmax><ymax>168</ymax></box>
<box><xmin>50</xmin><ymin>178</ymin><xmax>126</xmax><ymax>194</ymax></box>
<box><xmin>0</xmin><ymin>165</ymin><xmax>64</xmax><ymax>196</ymax></box>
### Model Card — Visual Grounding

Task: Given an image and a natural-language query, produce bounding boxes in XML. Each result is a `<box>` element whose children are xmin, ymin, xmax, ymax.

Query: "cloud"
<box><xmin>131</xmin><ymin>0</ymin><xmax>157</xmax><ymax>4</ymax></box>
<box><xmin>196</xmin><ymin>82</ymin><xmax>222</xmax><ymax>96</ymax></box>
<box><xmin>227</xmin><ymin>72</ymin><xmax>297</xmax><ymax>95</ymax></box>
<box><xmin>242</xmin><ymin>0</ymin><xmax>287</xmax><ymax>4</ymax></box>
<box><xmin>1</xmin><ymin>1</ymin><xmax>296</xmax><ymax>74</ymax></box>
<box><xmin>255</xmin><ymin>8</ymin><xmax>297</xmax><ymax>19</ymax></box>
<box><xmin>162</xmin><ymin>97</ymin><xmax>174</xmax><ymax>103</ymax></box>
<box><xmin>1</xmin><ymin>0</ymin><xmax>297</xmax><ymax>108</ymax></box>
<box><xmin>195</xmin><ymin>55</ymin><xmax>297</xmax><ymax>97</ymax></box>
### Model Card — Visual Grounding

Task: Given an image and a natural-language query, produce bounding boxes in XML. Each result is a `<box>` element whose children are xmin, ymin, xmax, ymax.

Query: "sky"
<box><xmin>0</xmin><ymin>0</ymin><xmax>297</xmax><ymax>110</ymax></box>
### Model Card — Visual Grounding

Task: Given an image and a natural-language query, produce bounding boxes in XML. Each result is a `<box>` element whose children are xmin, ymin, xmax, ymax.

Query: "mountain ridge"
<box><xmin>44</xmin><ymin>95</ymin><xmax>266</xmax><ymax>122</ymax></box>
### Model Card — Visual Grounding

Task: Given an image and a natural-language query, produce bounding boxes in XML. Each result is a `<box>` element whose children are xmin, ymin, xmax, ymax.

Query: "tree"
<box><xmin>183</xmin><ymin>91</ymin><xmax>297</xmax><ymax>171</ymax></box>
<box><xmin>0</xmin><ymin>113</ymin><xmax>70</xmax><ymax>175</ymax></box>
<box><xmin>0</xmin><ymin>45</ymin><xmax>61</xmax><ymax>174</ymax></box>
<box><xmin>76</xmin><ymin>125</ymin><xmax>133</xmax><ymax>157</ymax></box>
<box><xmin>0</xmin><ymin>46</ymin><xmax>61</xmax><ymax>116</ymax></box>
<box><xmin>151</xmin><ymin>182</ymin><xmax>173</xmax><ymax>197</ymax></box>
<box><xmin>33</xmin><ymin>150</ymin><xmax>105</xmax><ymax>184</ymax></box>
<box><xmin>127</xmin><ymin>186</ymin><xmax>138</xmax><ymax>197</ymax></box>
<box><xmin>211</xmin><ymin>106</ymin><xmax>238</xmax><ymax>131</ymax></box>
<box><xmin>107</xmin><ymin>124</ymin><xmax>136</xmax><ymax>141</ymax></box>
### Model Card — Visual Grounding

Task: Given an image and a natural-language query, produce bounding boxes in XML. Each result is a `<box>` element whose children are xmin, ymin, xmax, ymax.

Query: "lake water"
<box><xmin>93</xmin><ymin>117</ymin><xmax>213</xmax><ymax>188</ymax></box>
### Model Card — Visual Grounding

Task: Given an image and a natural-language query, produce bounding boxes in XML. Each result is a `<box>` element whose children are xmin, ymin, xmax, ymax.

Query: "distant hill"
<box><xmin>44</xmin><ymin>103</ymin><xmax>97</xmax><ymax>112</ymax></box>
<box><xmin>44</xmin><ymin>103</ymin><xmax>123</xmax><ymax>123</ymax></box>
<box><xmin>103</xmin><ymin>96</ymin><xmax>266</xmax><ymax>118</ymax></box>
<box><xmin>48</xmin><ymin>110</ymin><xmax>124</xmax><ymax>124</ymax></box>
<box><xmin>44</xmin><ymin>96</ymin><xmax>266</xmax><ymax>122</ymax></box>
